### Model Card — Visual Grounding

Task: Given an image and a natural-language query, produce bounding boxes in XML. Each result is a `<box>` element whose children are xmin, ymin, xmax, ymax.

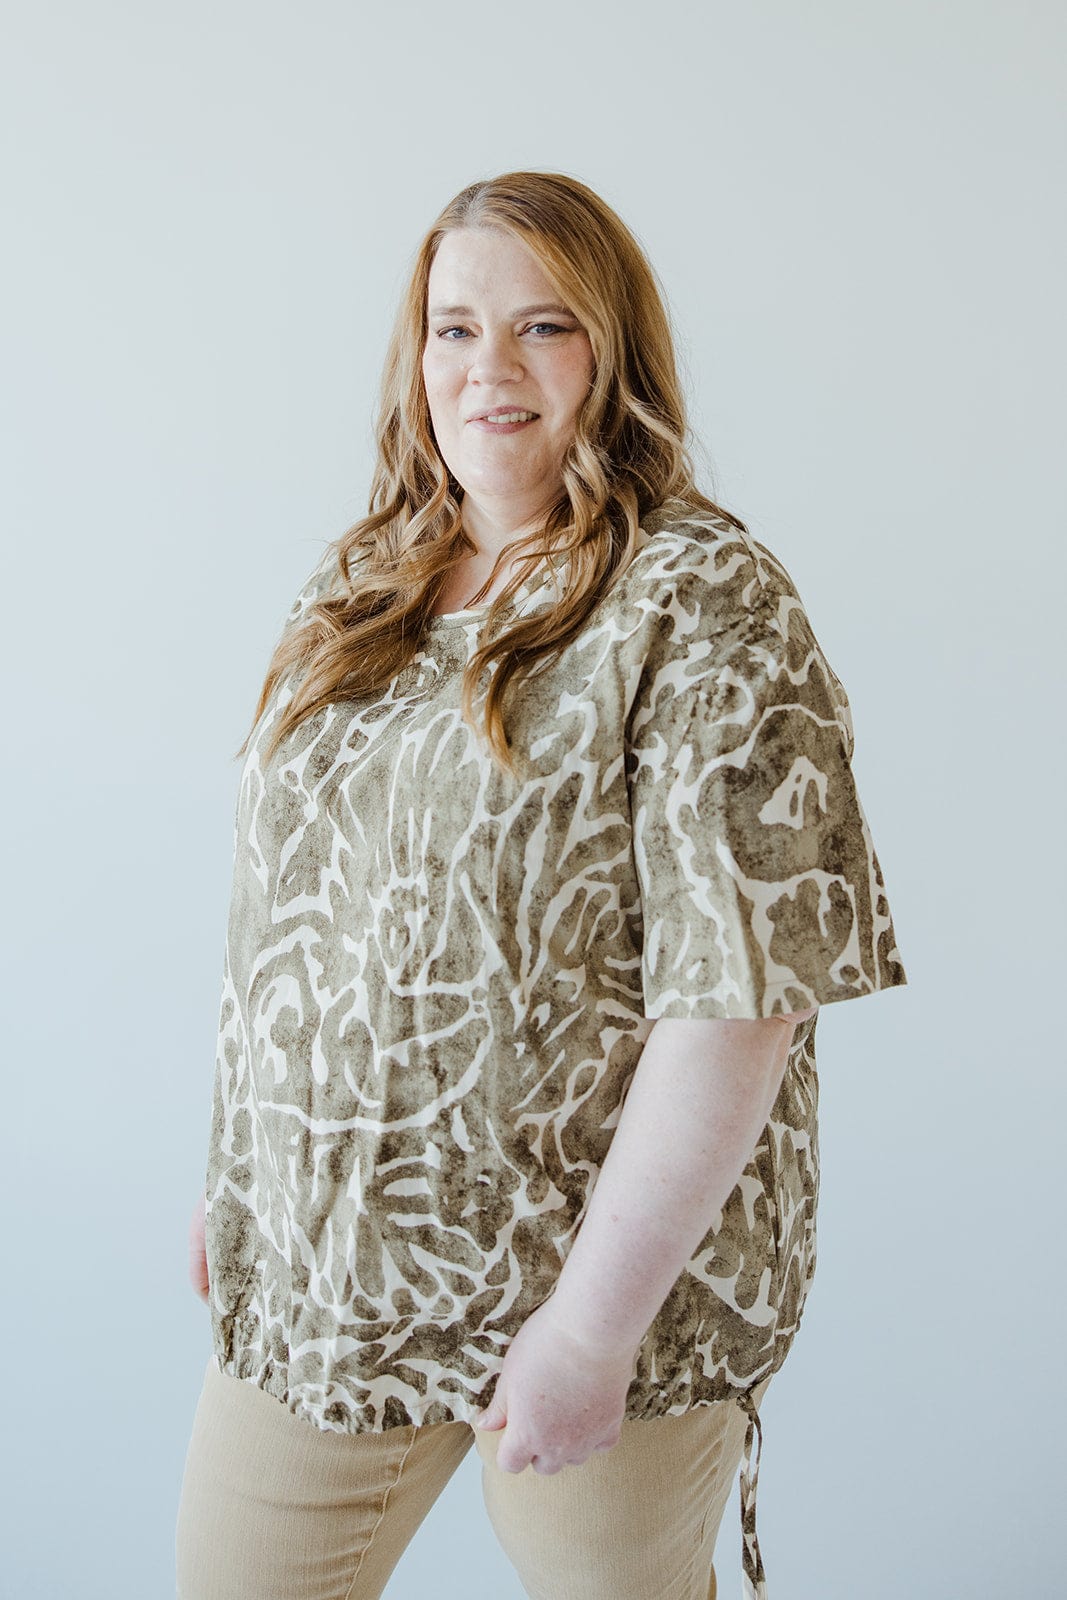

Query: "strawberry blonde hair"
<box><xmin>240</xmin><ymin>169</ymin><xmax>747</xmax><ymax>777</ymax></box>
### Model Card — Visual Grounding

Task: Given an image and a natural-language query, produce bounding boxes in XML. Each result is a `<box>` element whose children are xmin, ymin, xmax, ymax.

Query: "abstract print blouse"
<box><xmin>203</xmin><ymin>498</ymin><xmax>907</xmax><ymax>1591</ymax></box>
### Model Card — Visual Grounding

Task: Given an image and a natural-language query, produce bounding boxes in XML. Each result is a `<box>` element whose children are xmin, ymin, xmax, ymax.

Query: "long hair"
<box><xmin>239</xmin><ymin>170</ymin><xmax>747</xmax><ymax>777</ymax></box>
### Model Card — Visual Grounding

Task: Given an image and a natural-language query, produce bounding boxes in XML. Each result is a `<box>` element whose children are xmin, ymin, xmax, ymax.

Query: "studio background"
<box><xmin>3</xmin><ymin>3</ymin><xmax>1062</xmax><ymax>1596</ymax></box>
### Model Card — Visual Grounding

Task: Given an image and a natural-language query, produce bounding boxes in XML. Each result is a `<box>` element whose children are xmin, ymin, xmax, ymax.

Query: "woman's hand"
<box><xmin>472</xmin><ymin>1295</ymin><xmax>638</xmax><ymax>1475</ymax></box>
<box><xmin>188</xmin><ymin>1190</ymin><xmax>210</xmax><ymax>1303</ymax></box>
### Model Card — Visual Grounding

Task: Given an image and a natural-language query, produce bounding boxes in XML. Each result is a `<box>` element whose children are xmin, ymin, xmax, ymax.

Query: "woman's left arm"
<box><xmin>473</xmin><ymin>1008</ymin><xmax>815</xmax><ymax>1472</ymax></box>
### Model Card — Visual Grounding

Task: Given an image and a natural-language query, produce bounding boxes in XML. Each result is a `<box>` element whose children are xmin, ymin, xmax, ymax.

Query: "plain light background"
<box><xmin>2</xmin><ymin>2</ymin><xmax>1063</xmax><ymax>1596</ymax></box>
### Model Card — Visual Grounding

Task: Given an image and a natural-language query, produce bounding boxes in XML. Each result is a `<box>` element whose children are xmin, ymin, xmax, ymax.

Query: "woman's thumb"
<box><xmin>473</xmin><ymin>1389</ymin><xmax>506</xmax><ymax>1431</ymax></box>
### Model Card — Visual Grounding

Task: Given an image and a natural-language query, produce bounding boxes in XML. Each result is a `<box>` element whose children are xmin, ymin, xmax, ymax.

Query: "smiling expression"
<box><xmin>421</xmin><ymin>227</ymin><xmax>596</xmax><ymax>519</ymax></box>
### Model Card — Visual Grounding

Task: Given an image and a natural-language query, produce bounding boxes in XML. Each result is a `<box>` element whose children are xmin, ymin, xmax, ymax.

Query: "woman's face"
<box><xmin>421</xmin><ymin>227</ymin><xmax>595</xmax><ymax>528</ymax></box>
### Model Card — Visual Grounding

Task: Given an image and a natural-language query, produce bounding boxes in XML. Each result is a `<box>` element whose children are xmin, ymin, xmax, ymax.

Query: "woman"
<box><xmin>177</xmin><ymin>170</ymin><xmax>907</xmax><ymax>1600</ymax></box>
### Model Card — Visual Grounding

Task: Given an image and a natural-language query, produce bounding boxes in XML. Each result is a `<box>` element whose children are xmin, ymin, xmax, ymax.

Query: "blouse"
<box><xmin>203</xmin><ymin>495</ymin><xmax>908</xmax><ymax>1596</ymax></box>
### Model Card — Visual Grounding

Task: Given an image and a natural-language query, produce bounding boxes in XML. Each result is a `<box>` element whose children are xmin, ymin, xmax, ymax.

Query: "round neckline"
<box><xmin>423</xmin><ymin>603</ymin><xmax>491</xmax><ymax>635</ymax></box>
<box><xmin>423</xmin><ymin>557</ymin><xmax>556</xmax><ymax>632</ymax></box>
<box><xmin>426</xmin><ymin>602</ymin><xmax>489</xmax><ymax>624</ymax></box>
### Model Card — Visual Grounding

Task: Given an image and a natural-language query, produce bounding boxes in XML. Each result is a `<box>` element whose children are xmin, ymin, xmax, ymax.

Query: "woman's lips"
<box><xmin>468</xmin><ymin>415</ymin><xmax>540</xmax><ymax>434</ymax></box>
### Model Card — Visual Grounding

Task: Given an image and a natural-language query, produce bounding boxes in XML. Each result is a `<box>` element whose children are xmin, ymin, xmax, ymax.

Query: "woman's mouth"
<box><xmin>469</xmin><ymin>410</ymin><xmax>540</xmax><ymax>434</ymax></box>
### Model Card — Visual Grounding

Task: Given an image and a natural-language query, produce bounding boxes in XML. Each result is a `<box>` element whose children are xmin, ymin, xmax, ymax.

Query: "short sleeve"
<box><xmin>625</xmin><ymin>598</ymin><xmax>908</xmax><ymax>1019</ymax></box>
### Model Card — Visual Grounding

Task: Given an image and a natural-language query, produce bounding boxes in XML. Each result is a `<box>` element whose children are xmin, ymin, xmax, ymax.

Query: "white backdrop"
<box><xmin>2</xmin><ymin>3</ymin><xmax>1062</xmax><ymax>1596</ymax></box>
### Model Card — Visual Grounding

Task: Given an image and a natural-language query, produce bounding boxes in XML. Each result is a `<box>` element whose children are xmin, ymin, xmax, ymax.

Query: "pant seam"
<box><xmin>695</xmin><ymin>1401</ymin><xmax>739</xmax><ymax>1550</ymax></box>
<box><xmin>682</xmin><ymin>1400</ymin><xmax>743</xmax><ymax>1600</ymax></box>
<box><xmin>341</xmin><ymin>1424</ymin><xmax>420</xmax><ymax>1600</ymax></box>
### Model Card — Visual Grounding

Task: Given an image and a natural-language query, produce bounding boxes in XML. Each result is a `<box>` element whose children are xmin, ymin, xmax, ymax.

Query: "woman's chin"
<box><xmin>455</xmin><ymin>467</ymin><xmax>558</xmax><ymax>504</ymax></box>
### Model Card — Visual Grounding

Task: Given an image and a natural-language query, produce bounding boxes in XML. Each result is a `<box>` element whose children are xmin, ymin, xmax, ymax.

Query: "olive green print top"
<box><xmin>204</xmin><ymin>498</ymin><xmax>907</xmax><ymax>1592</ymax></box>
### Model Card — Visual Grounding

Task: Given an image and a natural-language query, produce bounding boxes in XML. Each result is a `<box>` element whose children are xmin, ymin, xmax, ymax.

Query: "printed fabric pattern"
<box><xmin>205</xmin><ymin>499</ymin><xmax>907</xmax><ymax>1448</ymax></box>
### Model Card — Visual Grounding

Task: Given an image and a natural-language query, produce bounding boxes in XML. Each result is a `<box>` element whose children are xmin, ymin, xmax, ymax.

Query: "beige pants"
<box><xmin>175</xmin><ymin>1358</ymin><xmax>771</xmax><ymax>1600</ymax></box>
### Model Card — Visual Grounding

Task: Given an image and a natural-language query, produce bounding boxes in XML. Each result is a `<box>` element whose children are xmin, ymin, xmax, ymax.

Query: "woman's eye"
<box><xmin>436</xmin><ymin>323</ymin><xmax>570</xmax><ymax>341</ymax></box>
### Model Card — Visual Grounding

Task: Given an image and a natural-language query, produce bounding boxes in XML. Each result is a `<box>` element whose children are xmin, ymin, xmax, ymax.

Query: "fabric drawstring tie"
<box><xmin>736</xmin><ymin>1387</ymin><xmax>768</xmax><ymax>1599</ymax></box>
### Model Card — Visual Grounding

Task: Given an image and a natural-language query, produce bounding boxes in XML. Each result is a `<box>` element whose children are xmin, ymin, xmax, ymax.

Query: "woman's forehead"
<box><xmin>428</xmin><ymin>228</ymin><xmax>558</xmax><ymax>303</ymax></box>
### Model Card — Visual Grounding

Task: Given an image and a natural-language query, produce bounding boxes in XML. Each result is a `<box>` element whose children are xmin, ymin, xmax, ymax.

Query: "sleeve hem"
<box><xmin>642</xmin><ymin>971</ymin><xmax>908</xmax><ymax>1021</ymax></box>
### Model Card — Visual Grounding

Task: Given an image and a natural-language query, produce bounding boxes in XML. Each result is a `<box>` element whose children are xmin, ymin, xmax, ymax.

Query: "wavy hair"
<box><xmin>239</xmin><ymin>169</ymin><xmax>747</xmax><ymax>777</ymax></box>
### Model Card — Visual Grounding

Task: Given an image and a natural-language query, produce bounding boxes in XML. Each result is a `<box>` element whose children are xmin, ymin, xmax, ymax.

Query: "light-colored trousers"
<box><xmin>175</xmin><ymin>1357</ymin><xmax>771</xmax><ymax>1600</ymax></box>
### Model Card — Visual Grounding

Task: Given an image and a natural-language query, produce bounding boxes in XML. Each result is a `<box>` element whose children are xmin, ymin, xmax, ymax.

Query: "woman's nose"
<box><xmin>467</xmin><ymin>333</ymin><xmax>525</xmax><ymax>384</ymax></box>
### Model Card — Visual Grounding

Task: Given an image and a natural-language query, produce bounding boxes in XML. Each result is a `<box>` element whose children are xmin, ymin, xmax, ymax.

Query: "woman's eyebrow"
<box><xmin>428</xmin><ymin>302</ymin><xmax>574</xmax><ymax>319</ymax></box>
